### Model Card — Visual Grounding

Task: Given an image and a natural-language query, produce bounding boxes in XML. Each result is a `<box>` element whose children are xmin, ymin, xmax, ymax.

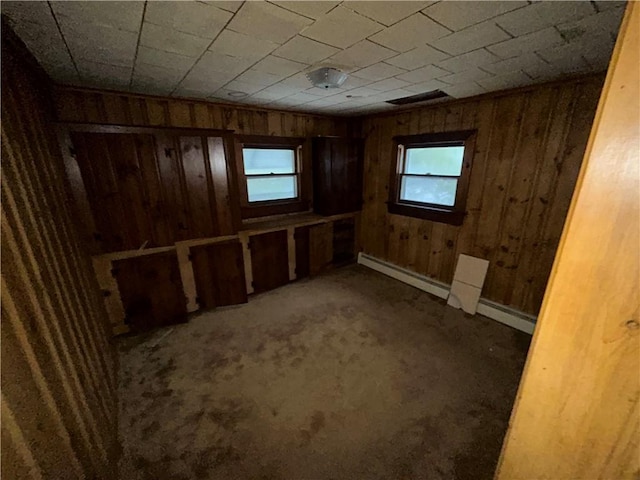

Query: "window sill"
<box><xmin>241</xmin><ymin>199</ymin><xmax>309</xmax><ymax>219</ymax></box>
<box><xmin>387</xmin><ymin>202</ymin><xmax>465</xmax><ymax>226</ymax></box>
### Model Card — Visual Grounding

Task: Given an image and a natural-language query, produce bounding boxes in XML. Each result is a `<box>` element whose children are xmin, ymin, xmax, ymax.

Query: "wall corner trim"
<box><xmin>357</xmin><ymin>252</ymin><xmax>537</xmax><ymax>335</ymax></box>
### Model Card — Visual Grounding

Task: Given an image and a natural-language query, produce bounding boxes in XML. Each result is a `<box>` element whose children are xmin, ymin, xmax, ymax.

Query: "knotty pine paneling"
<box><xmin>1</xmin><ymin>27</ymin><xmax>117</xmax><ymax>480</ymax></box>
<box><xmin>54</xmin><ymin>86</ymin><xmax>352</xmax><ymax>138</ymax></box>
<box><xmin>360</xmin><ymin>75</ymin><xmax>604</xmax><ymax>315</ymax></box>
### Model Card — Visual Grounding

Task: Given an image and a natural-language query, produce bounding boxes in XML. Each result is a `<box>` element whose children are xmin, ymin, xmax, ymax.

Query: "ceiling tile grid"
<box><xmin>1</xmin><ymin>0</ymin><xmax>627</xmax><ymax>116</ymax></box>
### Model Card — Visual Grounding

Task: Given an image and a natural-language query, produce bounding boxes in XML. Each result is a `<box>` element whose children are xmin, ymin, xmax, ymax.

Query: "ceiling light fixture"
<box><xmin>306</xmin><ymin>67</ymin><xmax>348</xmax><ymax>89</ymax></box>
<box><xmin>228</xmin><ymin>91</ymin><xmax>248</xmax><ymax>98</ymax></box>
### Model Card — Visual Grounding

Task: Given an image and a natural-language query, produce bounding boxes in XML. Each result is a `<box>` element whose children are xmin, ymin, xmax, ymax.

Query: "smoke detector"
<box><xmin>306</xmin><ymin>67</ymin><xmax>348</xmax><ymax>89</ymax></box>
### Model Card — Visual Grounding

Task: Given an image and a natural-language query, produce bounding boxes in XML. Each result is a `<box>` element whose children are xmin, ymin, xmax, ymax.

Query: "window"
<box><xmin>235</xmin><ymin>135</ymin><xmax>309</xmax><ymax>218</ymax></box>
<box><xmin>389</xmin><ymin>130</ymin><xmax>476</xmax><ymax>225</ymax></box>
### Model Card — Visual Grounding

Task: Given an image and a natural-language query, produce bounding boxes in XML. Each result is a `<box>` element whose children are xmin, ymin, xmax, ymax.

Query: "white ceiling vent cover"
<box><xmin>306</xmin><ymin>67</ymin><xmax>348</xmax><ymax>89</ymax></box>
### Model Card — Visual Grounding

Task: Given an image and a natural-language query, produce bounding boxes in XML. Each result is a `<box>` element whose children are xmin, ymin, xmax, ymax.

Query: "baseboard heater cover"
<box><xmin>357</xmin><ymin>252</ymin><xmax>536</xmax><ymax>335</ymax></box>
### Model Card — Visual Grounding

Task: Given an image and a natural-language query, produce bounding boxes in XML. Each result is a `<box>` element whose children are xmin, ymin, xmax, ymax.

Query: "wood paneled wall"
<box><xmin>360</xmin><ymin>75</ymin><xmax>603</xmax><ymax>315</ymax></box>
<box><xmin>1</xmin><ymin>26</ymin><xmax>117</xmax><ymax>479</ymax></box>
<box><xmin>54</xmin><ymin>86</ymin><xmax>353</xmax><ymax>138</ymax></box>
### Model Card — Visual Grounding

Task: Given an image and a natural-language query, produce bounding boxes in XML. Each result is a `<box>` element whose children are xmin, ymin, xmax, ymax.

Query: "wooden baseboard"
<box><xmin>357</xmin><ymin>252</ymin><xmax>536</xmax><ymax>335</ymax></box>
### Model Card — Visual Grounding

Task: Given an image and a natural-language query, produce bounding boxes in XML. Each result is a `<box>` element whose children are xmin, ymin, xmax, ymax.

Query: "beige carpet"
<box><xmin>117</xmin><ymin>265</ymin><xmax>530</xmax><ymax>480</ymax></box>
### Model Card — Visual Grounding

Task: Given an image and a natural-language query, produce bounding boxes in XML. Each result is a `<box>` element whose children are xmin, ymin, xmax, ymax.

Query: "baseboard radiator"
<box><xmin>357</xmin><ymin>252</ymin><xmax>537</xmax><ymax>335</ymax></box>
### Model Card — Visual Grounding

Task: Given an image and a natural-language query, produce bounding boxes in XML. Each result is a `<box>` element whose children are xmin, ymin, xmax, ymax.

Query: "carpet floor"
<box><xmin>117</xmin><ymin>265</ymin><xmax>530</xmax><ymax>480</ymax></box>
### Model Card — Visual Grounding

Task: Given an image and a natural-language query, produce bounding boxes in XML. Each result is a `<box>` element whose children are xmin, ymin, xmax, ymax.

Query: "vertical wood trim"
<box><xmin>176</xmin><ymin>243</ymin><xmax>199</xmax><ymax>312</ymax></box>
<box><xmin>287</xmin><ymin>226</ymin><xmax>296</xmax><ymax>281</ymax></box>
<box><xmin>240</xmin><ymin>233</ymin><xmax>254</xmax><ymax>294</ymax></box>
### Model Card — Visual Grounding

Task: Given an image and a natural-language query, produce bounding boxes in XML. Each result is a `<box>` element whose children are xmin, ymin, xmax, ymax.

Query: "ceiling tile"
<box><xmin>342</xmin><ymin>86</ymin><xmax>381</xmax><ymax>98</ymax></box>
<box><xmin>2</xmin><ymin>1</ymin><xmax>57</xmax><ymax>26</ymax></box>
<box><xmin>477</xmin><ymin>71</ymin><xmax>532</xmax><ymax>91</ymax></box>
<box><xmin>51</xmin><ymin>0</ymin><xmax>144</xmax><ymax>33</ymax></box>
<box><xmin>436</xmin><ymin>48</ymin><xmax>501</xmax><ymax>74</ymax></box>
<box><xmin>367</xmin><ymin>77</ymin><xmax>412</xmax><ymax>92</ymax></box>
<box><xmin>344</xmin><ymin>1</ymin><xmax>434</xmax><ymax>27</ymax></box>
<box><xmin>209</xmin><ymin>30</ymin><xmax>278</xmax><ymax>62</ymax></box>
<box><xmin>278</xmin><ymin>92</ymin><xmax>319</xmax><ymax>104</ymax></box>
<box><xmin>369</xmin><ymin>13</ymin><xmax>451</xmax><ymax>52</ymax></box>
<box><xmin>483</xmin><ymin>53</ymin><xmax>551</xmax><ymax>76</ymax></box>
<box><xmin>352</xmin><ymin>62</ymin><xmax>407</xmax><ymax>81</ymax></box>
<box><xmin>227</xmin><ymin>1</ymin><xmax>312</xmax><ymax>44</ymax></box>
<box><xmin>3</xmin><ymin>15</ymin><xmax>76</xmax><ymax>81</ymax></box>
<box><xmin>403</xmin><ymin>79</ymin><xmax>450</xmax><ymax>94</ymax></box>
<box><xmin>272</xmin><ymin>1</ymin><xmax>341</xmax><ymax>19</ymax></box>
<box><xmin>234</xmin><ymin>69</ymin><xmax>284</xmax><ymax>87</ymax></box>
<box><xmin>556</xmin><ymin>8</ymin><xmax>625</xmax><ymax>42</ymax></box>
<box><xmin>177</xmin><ymin>70</ymin><xmax>234</xmax><ymax>92</ymax></box>
<box><xmin>205</xmin><ymin>1</ymin><xmax>245</xmax><ymax>13</ymax></box>
<box><xmin>259</xmin><ymin>83</ymin><xmax>300</xmax><ymax>99</ymax></box>
<box><xmin>423</xmin><ymin>1</ymin><xmax>527</xmax><ymax>31</ymax></box>
<box><xmin>328</xmin><ymin>40</ymin><xmax>397</xmax><ymax>70</ymax></box>
<box><xmin>430</xmin><ymin>21</ymin><xmax>511</xmax><ymax>56</ymax></box>
<box><xmin>75</xmin><ymin>59</ymin><xmax>131</xmax><ymax>88</ymax></box>
<box><xmin>384</xmin><ymin>44</ymin><xmax>449</xmax><ymax>70</ymax></box>
<box><xmin>537</xmin><ymin>43</ymin><xmax>595</xmax><ymax>75</ymax></box>
<box><xmin>396</xmin><ymin>65</ymin><xmax>450</xmax><ymax>83</ymax></box>
<box><xmin>442</xmin><ymin>82</ymin><xmax>487</xmax><ymax>99</ymax></box>
<box><xmin>64</xmin><ymin>24</ymin><xmax>138</xmax><ymax>67</ymax></box>
<box><xmin>272</xmin><ymin>36</ymin><xmax>339</xmax><ymax>65</ymax></box>
<box><xmin>592</xmin><ymin>1</ymin><xmax>627</xmax><ymax>12</ymax></box>
<box><xmin>134</xmin><ymin>62</ymin><xmax>188</xmax><ymax>84</ymax></box>
<box><xmin>439</xmin><ymin>67</ymin><xmax>493</xmax><ymax>86</ymax></box>
<box><xmin>173</xmin><ymin>86</ymin><xmax>219</xmax><ymax>98</ymax></box>
<box><xmin>300</xmin><ymin>6</ymin><xmax>384</xmax><ymax>49</ymax></box>
<box><xmin>220</xmin><ymin>80</ymin><xmax>266</xmax><ymax>95</ymax></box>
<box><xmin>136</xmin><ymin>46</ymin><xmax>196</xmax><ymax>71</ymax></box>
<box><xmin>140</xmin><ymin>23</ymin><xmax>210</xmax><ymax>58</ymax></box>
<box><xmin>279</xmin><ymin>72</ymin><xmax>315</xmax><ymax>88</ymax></box>
<box><xmin>495</xmin><ymin>1</ymin><xmax>595</xmax><ymax>37</ymax></box>
<box><xmin>189</xmin><ymin>51</ymin><xmax>253</xmax><ymax>77</ymax></box>
<box><xmin>144</xmin><ymin>1</ymin><xmax>232</xmax><ymax>39</ymax></box>
<box><xmin>252</xmin><ymin>55</ymin><xmax>308</xmax><ymax>76</ymax></box>
<box><xmin>487</xmin><ymin>27</ymin><xmax>566</xmax><ymax>60</ymax></box>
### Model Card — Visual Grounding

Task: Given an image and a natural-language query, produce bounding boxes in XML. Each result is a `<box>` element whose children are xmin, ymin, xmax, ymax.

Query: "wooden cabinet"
<box><xmin>332</xmin><ymin>218</ymin><xmax>356</xmax><ymax>265</ymax></box>
<box><xmin>67</xmin><ymin>128</ymin><xmax>237</xmax><ymax>254</ymax></box>
<box><xmin>312</xmin><ymin>137</ymin><xmax>364</xmax><ymax>216</ymax></box>
<box><xmin>112</xmin><ymin>251</ymin><xmax>187</xmax><ymax>332</ymax></box>
<box><xmin>190</xmin><ymin>240</ymin><xmax>247</xmax><ymax>309</ymax></box>
<box><xmin>249</xmin><ymin>230</ymin><xmax>289</xmax><ymax>293</ymax></box>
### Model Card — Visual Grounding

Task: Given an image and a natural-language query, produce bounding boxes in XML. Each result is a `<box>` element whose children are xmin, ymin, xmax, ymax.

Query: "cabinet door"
<box><xmin>294</xmin><ymin>226</ymin><xmax>311</xmax><ymax>280</ymax></box>
<box><xmin>249</xmin><ymin>230</ymin><xmax>289</xmax><ymax>293</ymax></box>
<box><xmin>312</xmin><ymin>137</ymin><xmax>364</xmax><ymax>216</ymax></box>
<box><xmin>190</xmin><ymin>240</ymin><xmax>247</xmax><ymax>309</ymax></box>
<box><xmin>112</xmin><ymin>251</ymin><xmax>187</xmax><ymax>331</ymax></box>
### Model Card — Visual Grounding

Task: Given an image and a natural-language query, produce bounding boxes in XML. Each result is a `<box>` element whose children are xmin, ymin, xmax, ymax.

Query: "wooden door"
<box><xmin>496</xmin><ymin>4</ymin><xmax>639</xmax><ymax>479</ymax></box>
<box><xmin>309</xmin><ymin>223</ymin><xmax>333</xmax><ymax>275</ymax></box>
<box><xmin>112</xmin><ymin>251</ymin><xmax>187</xmax><ymax>331</ymax></box>
<box><xmin>249</xmin><ymin>230</ymin><xmax>289</xmax><ymax>293</ymax></box>
<box><xmin>190</xmin><ymin>240</ymin><xmax>247</xmax><ymax>309</ymax></box>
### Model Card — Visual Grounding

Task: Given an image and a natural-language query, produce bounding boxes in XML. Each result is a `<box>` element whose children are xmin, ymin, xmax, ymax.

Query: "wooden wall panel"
<box><xmin>497</xmin><ymin>4</ymin><xmax>639</xmax><ymax>477</ymax></box>
<box><xmin>54</xmin><ymin>86</ymin><xmax>351</xmax><ymax>138</ymax></box>
<box><xmin>360</xmin><ymin>75</ymin><xmax>604</xmax><ymax>315</ymax></box>
<box><xmin>1</xmin><ymin>27</ymin><xmax>117</xmax><ymax>480</ymax></box>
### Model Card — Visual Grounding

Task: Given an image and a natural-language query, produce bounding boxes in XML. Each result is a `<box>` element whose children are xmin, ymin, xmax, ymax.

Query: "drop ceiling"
<box><xmin>2</xmin><ymin>1</ymin><xmax>625</xmax><ymax>116</ymax></box>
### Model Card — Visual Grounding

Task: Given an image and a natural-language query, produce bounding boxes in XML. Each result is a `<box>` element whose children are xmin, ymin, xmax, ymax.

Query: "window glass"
<box><xmin>247</xmin><ymin>176</ymin><xmax>297</xmax><ymax>202</ymax></box>
<box><xmin>405</xmin><ymin>146</ymin><xmax>464</xmax><ymax>176</ymax></box>
<box><xmin>400</xmin><ymin>176</ymin><xmax>458</xmax><ymax>206</ymax></box>
<box><xmin>243</xmin><ymin>148</ymin><xmax>295</xmax><ymax>175</ymax></box>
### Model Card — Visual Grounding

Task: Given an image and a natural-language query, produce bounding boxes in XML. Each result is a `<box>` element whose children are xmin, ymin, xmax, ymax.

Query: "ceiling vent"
<box><xmin>306</xmin><ymin>67</ymin><xmax>348</xmax><ymax>89</ymax></box>
<box><xmin>386</xmin><ymin>89</ymin><xmax>450</xmax><ymax>105</ymax></box>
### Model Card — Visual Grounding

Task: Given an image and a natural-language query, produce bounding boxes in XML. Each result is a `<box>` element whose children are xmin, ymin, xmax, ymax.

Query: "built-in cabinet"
<box><xmin>62</xmin><ymin>125</ymin><xmax>363</xmax><ymax>333</ymax></box>
<box><xmin>312</xmin><ymin>136</ymin><xmax>364</xmax><ymax>216</ymax></box>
